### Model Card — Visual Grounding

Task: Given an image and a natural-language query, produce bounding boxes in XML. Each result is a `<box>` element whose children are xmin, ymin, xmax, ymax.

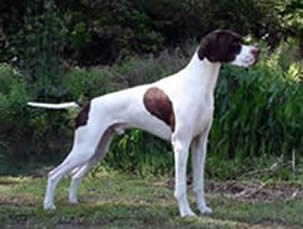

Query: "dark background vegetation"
<box><xmin>0</xmin><ymin>0</ymin><xmax>302</xmax><ymax>178</ymax></box>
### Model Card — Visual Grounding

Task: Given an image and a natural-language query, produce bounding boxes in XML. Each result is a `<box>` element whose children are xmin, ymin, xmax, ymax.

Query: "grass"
<box><xmin>0</xmin><ymin>169</ymin><xmax>302</xmax><ymax>228</ymax></box>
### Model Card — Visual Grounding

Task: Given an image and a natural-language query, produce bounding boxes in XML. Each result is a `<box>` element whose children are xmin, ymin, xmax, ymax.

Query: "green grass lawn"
<box><xmin>0</xmin><ymin>170</ymin><xmax>302</xmax><ymax>228</ymax></box>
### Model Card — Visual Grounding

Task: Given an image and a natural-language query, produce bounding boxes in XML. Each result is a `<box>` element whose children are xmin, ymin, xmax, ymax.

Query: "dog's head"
<box><xmin>198</xmin><ymin>30</ymin><xmax>260</xmax><ymax>67</ymax></box>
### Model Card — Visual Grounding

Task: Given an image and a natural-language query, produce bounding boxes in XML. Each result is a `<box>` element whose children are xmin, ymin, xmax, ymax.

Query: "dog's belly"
<box><xmin>131</xmin><ymin>116</ymin><xmax>172</xmax><ymax>141</ymax></box>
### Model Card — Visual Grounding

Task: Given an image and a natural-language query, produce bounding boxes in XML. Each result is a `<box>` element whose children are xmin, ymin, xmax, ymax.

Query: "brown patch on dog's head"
<box><xmin>198</xmin><ymin>30</ymin><xmax>243</xmax><ymax>63</ymax></box>
<box><xmin>143</xmin><ymin>87</ymin><xmax>175</xmax><ymax>132</ymax></box>
<box><xmin>75</xmin><ymin>102</ymin><xmax>91</xmax><ymax>128</ymax></box>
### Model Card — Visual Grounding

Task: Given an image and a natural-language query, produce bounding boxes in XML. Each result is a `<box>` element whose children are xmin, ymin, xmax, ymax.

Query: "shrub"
<box><xmin>63</xmin><ymin>67</ymin><xmax>120</xmax><ymax>100</ymax></box>
<box><xmin>207</xmin><ymin>44</ymin><xmax>302</xmax><ymax>179</ymax></box>
<box><xmin>0</xmin><ymin>64</ymin><xmax>28</xmax><ymax>128</ymax></box>
<box><xmin>3</xmin><ymin>0</ymin><xmax>294</xmax><ymax>67</ymax></box>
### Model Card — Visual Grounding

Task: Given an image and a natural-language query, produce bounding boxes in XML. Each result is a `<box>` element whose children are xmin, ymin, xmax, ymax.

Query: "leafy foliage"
<box><xmin>0</xmin><ymin>64</ymin><xmax>28</xmax><ymax>127</ymax></box>
<box><xmin>1</xmin><ymin>0</ymin><xmax>302</xmax><ymax>67</ymax></box>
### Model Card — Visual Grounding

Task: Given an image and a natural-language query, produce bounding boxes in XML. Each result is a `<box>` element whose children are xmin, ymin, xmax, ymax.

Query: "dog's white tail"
<box><xmin>27</xmin><ymin>101</ymin><xmax>80</xmax><ymax>109</ymax></box>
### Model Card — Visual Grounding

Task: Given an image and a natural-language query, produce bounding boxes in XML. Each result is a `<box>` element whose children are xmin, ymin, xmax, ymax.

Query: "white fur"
<box><xmin>29</xmin><ymin>42</ymin><xmax>258</xmax><ymax>217</ymax></box>
<box><xmin>27</xmin><ymin>102</ymin><xmax>79</xmax><ymax>109</ymax></box>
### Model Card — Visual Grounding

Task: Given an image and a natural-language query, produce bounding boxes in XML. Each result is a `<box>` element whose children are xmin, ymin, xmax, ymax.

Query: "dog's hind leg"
<box><xmin>43</xmin><ymin>126</ymin><xmax>104</xmax><ymax>210</ymax></box>
<box><xmin>68</xmin><ymin>127</ymin><xmax>116</xmax><ymax>204</ymax></box>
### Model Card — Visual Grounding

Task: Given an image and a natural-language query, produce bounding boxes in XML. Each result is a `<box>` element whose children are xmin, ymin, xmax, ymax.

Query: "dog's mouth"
<box><xmin>246</xmin><ymin>58</ymin><xmax>258</xmax><ymax>67</ymax></box>
<box><xmin>250</xmin><ymin>48</ymin><xmax>260</xmax><ymax>66</ymax></box>
<box><xmin>241</xmin><ymin>55</ymin><xmax>260</xmax><ymax>67</ymax></box>
<box><xmin>231</xmin><ymin>58</ymin><xmax>257</xmax><ymax>68</ymax></box>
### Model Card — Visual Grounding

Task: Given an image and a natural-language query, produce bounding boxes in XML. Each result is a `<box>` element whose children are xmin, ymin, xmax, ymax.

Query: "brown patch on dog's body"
<box><xmin>143</xmin><ymin>87</ymin><xmax>175</xmax><ymax>131</ymax></box>
<box><xmin>75</xmin><ymin>102</ymin><xmax>91</xmax><ymax>128</ymax></box>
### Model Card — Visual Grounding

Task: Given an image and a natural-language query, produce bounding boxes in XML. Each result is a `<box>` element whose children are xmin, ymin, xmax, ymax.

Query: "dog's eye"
<box><xmin>230</xmin><ymin>43</ymin><xmax>242</xmax><ymax>54</ymax></box>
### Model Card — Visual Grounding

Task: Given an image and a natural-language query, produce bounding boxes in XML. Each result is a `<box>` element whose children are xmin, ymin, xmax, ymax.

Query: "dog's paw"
<box><xmin>182</xmin><ymin>212</ymin><xmax>197</xmax><ymax>218</ymax></box>
<box><xmin>198</xmin><ymin>205</ymin><xmax>212</xmax><ymax>215</ymax></box>
<box><xmin>68</xmin><ymin>198</ymin><xmax>79</xmax><ymax>204</ymax></box>
<box><xmin>43</xmin><ymin>201</ymin><xmax>56</xmax><ymax>211</ymax></box>
<box><xmin>180</xmin><ymin>208</ymin><xmax>196</xmax><ymax>218</ymax></box>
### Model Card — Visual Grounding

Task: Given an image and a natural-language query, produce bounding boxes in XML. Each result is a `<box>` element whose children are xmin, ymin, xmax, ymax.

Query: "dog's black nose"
<box><xmin>251</xmin><ymin>48</ymin><xmax>260</xmax><ymax>59</ymax></box>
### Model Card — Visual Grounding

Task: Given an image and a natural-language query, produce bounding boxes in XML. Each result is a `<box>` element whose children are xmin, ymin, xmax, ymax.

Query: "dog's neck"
<box><xmin>183</xmin><ymin>51</ymin><xmax>222</xmax><ymax>94</ymax></box>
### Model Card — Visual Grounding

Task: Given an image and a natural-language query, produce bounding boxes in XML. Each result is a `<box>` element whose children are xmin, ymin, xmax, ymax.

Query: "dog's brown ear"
<box><xmin>197</xmin><ymin>38</ymin><xmax>207</xmax><ymax>60</ymax></box>
<box><xmin>197</xmin><ymin>40</ymin><xmax>206</xmax><ymax>60</ymax></box>
<box><xmin>197</xmin><ymin>31</ymin><xmax>218</xmax><ymax>61</ymax></box>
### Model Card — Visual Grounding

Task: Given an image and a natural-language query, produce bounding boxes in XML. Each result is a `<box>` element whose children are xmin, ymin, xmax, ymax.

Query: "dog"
<box><xmin>28</xmin><ymin>29</ymin><xmax>260</xmax><ymax>217</ymax></box>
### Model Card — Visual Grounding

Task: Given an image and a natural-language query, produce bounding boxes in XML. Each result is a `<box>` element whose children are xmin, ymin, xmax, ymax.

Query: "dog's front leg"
<box><xmin>191</xmin><ymin>126</ymin><xmax>212</xmax><ymax>214</ymax></box>
<box><xmin>172</xmin><ymin>135</ymin><xmax>196</xmax><ymax>217</ymax></box>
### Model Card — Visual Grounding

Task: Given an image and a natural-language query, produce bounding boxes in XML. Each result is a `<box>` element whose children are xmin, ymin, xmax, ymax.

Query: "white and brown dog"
<box><xmin>28</xmin><ymin>30</ymin><xmax>260</xmax><ymax>217</ymax></box>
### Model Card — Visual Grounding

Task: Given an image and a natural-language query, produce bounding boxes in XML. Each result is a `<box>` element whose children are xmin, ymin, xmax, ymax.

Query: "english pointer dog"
<box><xmin>28</xmin><ymin>30</ymin><xmax>260</xmax><ymax>217</ymax></box>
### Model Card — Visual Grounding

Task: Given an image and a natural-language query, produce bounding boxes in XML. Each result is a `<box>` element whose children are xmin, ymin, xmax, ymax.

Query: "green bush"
<box><xmin>3</xmin><ymin>0</ymin><xmax>299</xmax><ymax>66</ymax></box>
<box><xmin>103</xmin><ymin>130</ymin><xmax>173</xmax><ymax>176</ymax></box>
<box><xmin>0</xmin><ymin>64</ymin><xmax>70</xmax><ymax>170</ymax></box>
<box><xmin>63</xmin><ymin>67</ymin><xmax>119</xmax><ymax>99</ymax></box>
<box><xmin>207</xmin><ymin>45</ymin><xmax>302</xmax><ymax>179</ymax></box>
<box><xmin>0</xmin><ymin>64</ymin><xmax>28</xmax><ymax>127</ymax></box>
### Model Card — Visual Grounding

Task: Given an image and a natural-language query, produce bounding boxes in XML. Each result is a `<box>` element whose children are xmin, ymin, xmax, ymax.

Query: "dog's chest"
<box><xmin>191</xmin><ymin>99</ymin><xmax>214</xmax><ymax>135</ymax></box>
<box><xmin>149</xmin><ymin>71</ymin><xmax>216</xmax><ymax>135</ymax></box>
<box><xmin>170</xmin><ymin>91</ymin><xmax>214</xmax><ymax>136</ymax></box>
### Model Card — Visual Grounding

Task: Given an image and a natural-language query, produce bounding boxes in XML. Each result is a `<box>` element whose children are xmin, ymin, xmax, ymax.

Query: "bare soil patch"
<box><xmin>208</xmin><ymin>181</ymin><xmax>303</xmax><ymax>203</ymax></box>
<box><xmin>164</xmin><ymin>178</ymin><xmax>303</xmax><ymax>203</ymax></box>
